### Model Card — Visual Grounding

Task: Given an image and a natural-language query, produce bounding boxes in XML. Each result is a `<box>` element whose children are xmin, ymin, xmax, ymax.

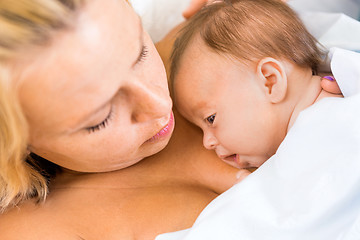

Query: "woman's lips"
<box><xmin>147</xmin><ymin>112</ymin><xmax>175</xmax><ymax>142</ymax></box>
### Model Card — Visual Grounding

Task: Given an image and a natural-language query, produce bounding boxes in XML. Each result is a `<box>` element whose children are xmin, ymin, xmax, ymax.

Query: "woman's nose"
<box><xmin>203</xmin><ymin>132</ymin><xmax>218</xmax><ymax>150</ymax></box>
<box><xmin>129</xmin><ymin>81</ymin><xmax>171</xmax><ymax>123</ymax></box>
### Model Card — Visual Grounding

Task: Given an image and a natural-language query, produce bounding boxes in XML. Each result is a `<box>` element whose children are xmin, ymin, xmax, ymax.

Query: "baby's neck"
<box><xmin>286</xmin><ymin>68</ymin><xmax>322</xmax><ymax>131</ymax></box>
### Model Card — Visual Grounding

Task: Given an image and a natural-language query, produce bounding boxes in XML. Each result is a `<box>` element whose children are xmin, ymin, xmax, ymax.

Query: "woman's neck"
<box><xmin>50</xmin><ymin>157</ymin><xmax>161</xmax><ymax>190</ymax></box>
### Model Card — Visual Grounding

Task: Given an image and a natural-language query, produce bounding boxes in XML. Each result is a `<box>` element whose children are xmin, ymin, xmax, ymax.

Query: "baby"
<box><xmin>170</xmin><ymin>0</ymin><xmax>341</xmax><ymax>170</ymax></box>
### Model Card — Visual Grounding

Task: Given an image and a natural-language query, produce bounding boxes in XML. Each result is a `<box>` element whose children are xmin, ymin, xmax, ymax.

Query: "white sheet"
<box><xmin>130</xmin><ymin>0</ymin><xmax>360</xmax><ymax>44</ymax></box>
<box><xmin>156</xmin><ymin>48</ymin><xmax>360</xmax><ymax>240</ymax></box>
<box><xmin>331</xmin><ymin>48</ymin><xmax>360</xmax><ymax>97</ymax></box>
<box><xmin>129</xmin><ymin>0</ymin><xmax>190</xmax><ymax>43</ymax></box>
<box><xmin>288</xmin><ymin>0</ymin><xmax>360</xmax><ymax>20</ymax></box>
<box><xmin>300</xmin><ymin>12</ymin><xmax>360</xmax><ymax>54</ymax></box>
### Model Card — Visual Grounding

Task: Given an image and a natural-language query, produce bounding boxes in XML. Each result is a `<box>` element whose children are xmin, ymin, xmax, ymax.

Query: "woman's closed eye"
<box><xmin>205</xmin><ymin>114</ymin><xmax>216</xmax><ymax>125</ymax></box>
<box><xmin>85</xmin><ymin>46</ymin><xmax>148</xmax><ymax>134</ymax></box>
<box><xmin>86</xmin><ymin>106</ymin><xmax>114</xmax><ymax>133</ymax></box>
<box><xmin>136</xmin><ymin>45</ymin><xmax>148</xmax><ymax>64</ymax></box>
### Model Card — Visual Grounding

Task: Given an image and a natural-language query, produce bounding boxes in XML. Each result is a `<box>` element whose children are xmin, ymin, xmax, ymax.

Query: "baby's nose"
<box><xmin>203</xmin><ymin>132</ymin><xmax>218</xmax><ymax>150</ymax></box>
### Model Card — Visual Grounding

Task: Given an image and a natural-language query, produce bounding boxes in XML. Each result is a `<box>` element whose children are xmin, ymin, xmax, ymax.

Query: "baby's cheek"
<box><xmin>217</xmin><ymin>130</ymin><xmax>242</xmax><ymax>150</ymax></box>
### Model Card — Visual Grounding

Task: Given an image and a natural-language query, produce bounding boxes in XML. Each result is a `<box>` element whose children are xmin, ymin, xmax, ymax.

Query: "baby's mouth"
<box><xmin>223</xmin><ymin>154</ymin><xmax>238</xmax><ymax>162</ymax></box>
<box><xmin>218</xmin><ymin>153</ymin><xmax>242</xmax><ymax>168</ymax></box>
<box><xmin>220</xmin><ymin>154</ymin><xmax>258</xmax><ymax>172</ymax></box>
<box><xmin>217</xmin><ymin>153</ymin><xmax>239</xmax><ymax>163</ymax></box>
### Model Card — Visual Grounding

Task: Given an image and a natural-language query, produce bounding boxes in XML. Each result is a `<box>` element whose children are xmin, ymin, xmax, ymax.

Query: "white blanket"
<box><xmin>156</xmin><ymin>48</ymin><xmax>360</xmax><ymax>240</ymax></box>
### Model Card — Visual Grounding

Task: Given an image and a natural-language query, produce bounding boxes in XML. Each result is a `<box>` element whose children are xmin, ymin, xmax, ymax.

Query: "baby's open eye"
<box><xmin>206</xmin><ymin>114</ymin><xmax>216</xmax><ymax>125</ymax></box>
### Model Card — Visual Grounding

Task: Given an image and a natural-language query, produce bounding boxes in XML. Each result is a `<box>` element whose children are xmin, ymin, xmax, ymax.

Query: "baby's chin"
<box><xmin>221</xmin><ymin>159</ymin><xmax>242</xmax><ymax>169</ymax></box>
<box><xmin>221</xmin><ymin>160</ymin><xmax>258</xmax><ymax>173</ymax></box>
<box><xmin>220</xmin><ymin>154</ymin><xmax>268</xmax><ymax>170</ymax></box>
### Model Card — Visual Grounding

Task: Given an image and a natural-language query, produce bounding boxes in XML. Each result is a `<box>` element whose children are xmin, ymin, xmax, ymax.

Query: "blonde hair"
<box><xmin>0</xmin><ymin>0</ymin><xmax>84</xmax><ymax>212</ymax></box>
<box><xmin>171</xmin><ymin>0</ymin><xmax>323</xmax><ymax>85</ymax></box>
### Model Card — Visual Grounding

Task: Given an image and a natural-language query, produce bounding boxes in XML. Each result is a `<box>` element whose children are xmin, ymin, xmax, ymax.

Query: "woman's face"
<box><xmin>16</xmin><ymin>0</ymin><xmax>174</xmax><ymax>172</ymax></box>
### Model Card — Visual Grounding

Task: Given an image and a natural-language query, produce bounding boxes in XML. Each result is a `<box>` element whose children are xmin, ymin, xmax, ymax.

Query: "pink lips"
<box><xmin>147</xmin><ymin>112</ymin><xmax>175</xmax><ymax>142</ymax></box>
<box><xmin>220</xmin><ymin>154</ymin><xmax>238</xmax><ymax>162</ymax></box>
<box><xmin>219</xmin><ymin>154</ymin><xmax>241</xmax><ymax>167</ymax></box>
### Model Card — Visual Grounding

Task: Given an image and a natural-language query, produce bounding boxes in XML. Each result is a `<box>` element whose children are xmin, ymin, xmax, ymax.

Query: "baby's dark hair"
<box><xmin>170</xmin><ymin>0</ymin><xmax>323</xmax><ymax>86</ymax></box>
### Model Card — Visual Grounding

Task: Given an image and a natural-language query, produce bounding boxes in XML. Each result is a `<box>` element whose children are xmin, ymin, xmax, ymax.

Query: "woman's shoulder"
<box><xmin>0</xmin><ymin>200</ymin><xmax>76</xmax><ymax>240</ymax></box>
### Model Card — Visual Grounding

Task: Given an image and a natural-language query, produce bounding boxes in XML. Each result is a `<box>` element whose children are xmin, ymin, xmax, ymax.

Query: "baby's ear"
<box><xmin>256</xmin><ymin>57</ymin><xmax>287</xmax><ymax>103</ymax></box>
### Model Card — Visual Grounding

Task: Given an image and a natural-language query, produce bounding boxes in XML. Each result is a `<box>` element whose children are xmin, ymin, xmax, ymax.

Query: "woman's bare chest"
<box><xmin>47</xmin><ymin>183</ymin><xmax>217</xmax><ymax>240</ymax></box>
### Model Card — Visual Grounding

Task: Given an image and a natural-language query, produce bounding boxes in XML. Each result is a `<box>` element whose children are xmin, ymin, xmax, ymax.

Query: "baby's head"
<box><xmin>171</xmin><ymin>0</ymin><xmax>322</xmax><ymax>168</ymax></box>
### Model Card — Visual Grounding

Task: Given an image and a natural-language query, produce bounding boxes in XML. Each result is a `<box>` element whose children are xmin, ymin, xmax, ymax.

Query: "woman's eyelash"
<box><xmin>206</xmin><ymin>114</ymin><xmax>216</xmax><ymax>125</ymax></box>
<box><xmin>86</xmin><ymin>107</ymin><xmax>113</xmax><ymax>133</ymax></box>
<box><xmin>137</xmin><ymin>45</ymin><xmax>148</xmax><ymax>63</ymax></box>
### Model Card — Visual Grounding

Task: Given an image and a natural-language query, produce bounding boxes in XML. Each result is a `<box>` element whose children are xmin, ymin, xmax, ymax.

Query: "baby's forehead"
<box><xmin>180</xmin><ymin>36</ymin><xmax>207</xmax><ymax>61</ymax></box>
<box><xmin>180</xmin><ymin>36</ymin><xmax>252</xmax><ymax>70</ymax></box>
<box><xmin>178</xmin><ymin>38</ymin><xmax>227</xmax><ymax>75</ymax></box>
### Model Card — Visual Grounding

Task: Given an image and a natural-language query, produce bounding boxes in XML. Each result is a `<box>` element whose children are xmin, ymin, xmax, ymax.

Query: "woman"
<box><xmin>0</xmin><ymin>0</ymin><xmax>338</xmax><ymax>239</ymax></box>
<box><xmin>0</xmin><ymin>0</ymin><xmax>243</xmax><ymax>239</ymax></box>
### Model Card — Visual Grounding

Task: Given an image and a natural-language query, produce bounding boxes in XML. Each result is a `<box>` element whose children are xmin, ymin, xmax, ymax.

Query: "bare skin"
<box><xmin>1</xmin><ymin>112</ymin><xmax>238</xmax><ymax>240</ymax></box>
<box><xmin>0</xmin><ymin>2</ymin><xmax>240</xmax><ymax>240</ymax></box>
<box><xmin>0</xmin><ymin>2</ymin><xmax>340</xmax><ymax>239</ymax></box>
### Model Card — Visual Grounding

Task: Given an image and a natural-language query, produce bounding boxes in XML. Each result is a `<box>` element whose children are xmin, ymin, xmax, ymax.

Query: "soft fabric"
<box><xmin>288</xmin><ymin>0</ymin><xmax>360</xmax><ymax>20</ymax></box>
<box><xmin>300</xmin><ymin>12</ymin><xmax>360</xmax><ymax>53</ymax></box>
<box><xmin>155</xmin><ymin>48</ymin><xmax>360</xmax><ymax>240</ymax></box>
<box><xmin>130</xmin><ymin>0</ymin><xmax>360</xmax><ymax>44</ymax></box>
<box><xmin>129</xmin><ymin>0</ymin><xmax>190</xmax><ymax>43</ymax></box>
<box><xmin>330</xmin><ymin>48</ymin><xmax>360</xmax><ymax>97</ymax></box>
